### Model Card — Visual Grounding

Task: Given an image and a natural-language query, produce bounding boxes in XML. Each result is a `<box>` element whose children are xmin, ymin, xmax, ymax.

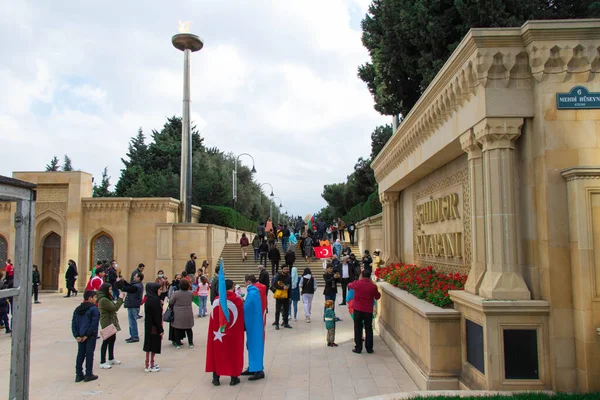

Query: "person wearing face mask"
<box><xmin>155</xmin><ymin>270</ymin><xmax>169</xmax><ymax>302</ymax></box>
<box><xmin>185</xmin><ymin>253</ymin><xmax>197</xmax><ymax>276</ymax></box>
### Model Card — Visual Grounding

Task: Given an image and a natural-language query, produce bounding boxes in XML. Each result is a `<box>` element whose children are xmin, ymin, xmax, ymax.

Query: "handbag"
<box><xmin>100</xmin><ymin>324</ymin><xmax>117</xmax><ymax>340</ymax></box>
<box><xmin>163</xmin><ymin>306</ymin><xmax>175</xmax><ymax>323</ymax></box>
<box><xmin>273</xmin><ymin>288</ymin><xmax>288</xmax><ymax>299</ymax></box>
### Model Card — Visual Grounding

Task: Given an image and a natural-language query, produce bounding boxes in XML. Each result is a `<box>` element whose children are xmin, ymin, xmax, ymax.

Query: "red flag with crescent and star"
<box><xmin>205</xmin><ymin>290</ymin><xmax>245</xmax><ymax>377</ymax></box>
<box><xmin>314</xmin><ymin>245</ymin><xmax>333</xmax><ymax>259</ymax></box>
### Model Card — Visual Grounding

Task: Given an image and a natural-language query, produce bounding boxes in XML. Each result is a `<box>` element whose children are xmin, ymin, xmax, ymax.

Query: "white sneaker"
<box><xmin>144</xmin><ymin>366</ymin><xmax>151</xmax><ymax>373</ymax></box>
<box><xmin>189</xmin><ymin>344</ymin><xmax>195</xmax><ymax>349</ymax></box>
<box><xmin>108</xmin><ymin>359</ymin><xmax>121</xmax><ymax>365</ymax></box>
<box><xmin>150</xmin><ymin>365</ymin><xmax>160</xmax><ymax>372</ymax></box>
<box><xmin>99</xmin><ymin>363</ymin><xmax>112</xmax><ymax>369</ymax></box>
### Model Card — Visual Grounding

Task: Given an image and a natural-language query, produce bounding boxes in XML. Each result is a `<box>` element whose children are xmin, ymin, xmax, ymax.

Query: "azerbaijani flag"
<box><xmin>307</xmin><ymin>213</ymin><xmax>317</xmax><ymax>231</ymax></box>
<box><xmin>218</xmin><ymin>259</ymin><xmax>230</xmax><ymax>332</ymax></box>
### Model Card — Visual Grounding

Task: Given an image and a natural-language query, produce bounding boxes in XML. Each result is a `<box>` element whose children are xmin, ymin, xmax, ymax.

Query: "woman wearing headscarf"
<box><xmin>97</xmin><ymin>283</ymin><xmax>125</xmax><ymax>369</ymax></box>
<box><xmin>64</xmin><ymin>259</ymin><xmax>79</xmax><ymax>298</ymax></box>
<box><xmin>170</xmin><ymin>279</ymin><xmax>195</xmax><ymax>349</ymax></box>
<box><xmin>288</xmin><ymin>265</ymin><xmax>301</xmax><ymax>321</ymax></box>
<box><xmin>143</xmin><ymin>282</ymin><xmax>164</xmax><ymax>372</ymax></box>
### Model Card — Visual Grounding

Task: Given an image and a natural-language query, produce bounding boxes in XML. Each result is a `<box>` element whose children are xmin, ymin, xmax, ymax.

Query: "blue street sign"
<box><xmin>556</xmin><ymin>86</ymin><xmax>600</xmax><ymax>110</ymax></box>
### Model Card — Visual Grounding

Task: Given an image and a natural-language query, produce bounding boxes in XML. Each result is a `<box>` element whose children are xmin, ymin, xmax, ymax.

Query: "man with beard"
<box><xmin>241</xmin><ymin>274</ymin><xmax>266</xmax><ymax>381</ymax></box>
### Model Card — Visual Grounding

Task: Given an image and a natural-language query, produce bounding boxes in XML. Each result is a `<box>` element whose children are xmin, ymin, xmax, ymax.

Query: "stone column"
<box><xmin>475</xmin><ymin>117</ymin><xmax>530</xmax><ymax>300</ymax></box>
<box><xmin>460</xmin><ymin>129</ymin><xmax>486</xmax><ymax>295</ymax></box>
<box><xmin>380</xmin><ymin>191</ymin><xmax>400</xmax><ymax>264</ymax></box>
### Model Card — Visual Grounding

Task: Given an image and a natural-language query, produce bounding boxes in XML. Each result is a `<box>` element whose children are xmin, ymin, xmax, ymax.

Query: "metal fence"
<box><xmin>0</xmin><ymin>175</ymin><xmax>36</xmax><ymax>399</ymax></box>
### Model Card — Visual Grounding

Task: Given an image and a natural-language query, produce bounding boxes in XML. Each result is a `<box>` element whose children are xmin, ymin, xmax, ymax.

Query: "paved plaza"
<box><xmin>0</xmin><ymin>291</ymin><xmax>417</xmax><ymax>400</ymax></box>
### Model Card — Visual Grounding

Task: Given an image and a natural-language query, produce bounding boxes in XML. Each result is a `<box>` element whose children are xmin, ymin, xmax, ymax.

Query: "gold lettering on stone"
<box><xmin>416</xmin><ymin>232</ymin><xmax>463</xmax><ymax>259</ymax></box>
<box><xmin>419</xmin><ymin>193</ymin><xmax>460</xmax><ymax>225</ymax></box>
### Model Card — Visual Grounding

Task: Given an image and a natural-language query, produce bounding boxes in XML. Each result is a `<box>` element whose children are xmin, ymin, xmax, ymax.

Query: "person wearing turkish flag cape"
<box><xmin>205</xmin><ymin>278</ymin><xmax>244</xmax><ymax>386</ymax></box>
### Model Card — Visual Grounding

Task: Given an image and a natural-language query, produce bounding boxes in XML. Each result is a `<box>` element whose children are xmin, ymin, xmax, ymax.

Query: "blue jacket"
<box><xmin>71</xmin><ymin>302</ymin><xmax>100</xmax><ymax>338</ymax></box>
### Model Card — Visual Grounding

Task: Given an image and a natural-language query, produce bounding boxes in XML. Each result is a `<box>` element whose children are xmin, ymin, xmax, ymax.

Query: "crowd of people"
<box><xmin>3</xmin><ymin>215</ymin><xmax>382</xmax><ymax>388</ymax></box>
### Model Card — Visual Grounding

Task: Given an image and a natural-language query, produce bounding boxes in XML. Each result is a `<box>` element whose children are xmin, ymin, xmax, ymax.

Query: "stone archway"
<box><xmin>42</xmin><ymin>232</ymin><xmax>61</xmax><ymax>290</ymax></box>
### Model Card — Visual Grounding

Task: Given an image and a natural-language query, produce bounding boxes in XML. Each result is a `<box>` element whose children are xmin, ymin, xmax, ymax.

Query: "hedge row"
<box><xmin>342</xmin><ymin>192</ymin><xmax>382</xmax><ymax>224</ymax></box>
<box><xmin>199</xmin><ymin>205</ymin><xmax>258</xmax><ymax>232</ymax></box>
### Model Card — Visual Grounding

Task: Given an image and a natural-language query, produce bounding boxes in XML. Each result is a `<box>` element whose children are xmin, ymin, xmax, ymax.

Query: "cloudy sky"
<box><xmin>0</xmin><ymin>0</ymin><xmax>387</xmax><ymax>216</ymax></box>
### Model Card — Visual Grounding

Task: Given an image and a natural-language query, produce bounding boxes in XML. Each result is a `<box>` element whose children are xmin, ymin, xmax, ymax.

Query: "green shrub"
<box><xmin>342</xmin><ymin>191</ymin><xmax>382</xmax><ymax>224</ymax></box>
<box><xmin>199</xmin><ymin>205</ymin><xmax>258</xmax><ymax>232</ymax></box>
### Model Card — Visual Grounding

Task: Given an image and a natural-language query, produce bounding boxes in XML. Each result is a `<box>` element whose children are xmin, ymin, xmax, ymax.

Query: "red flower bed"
<box><xmin>375</xmin><ymin>263</ymin><xmax>467</xmax><ymax>308</ymax></box>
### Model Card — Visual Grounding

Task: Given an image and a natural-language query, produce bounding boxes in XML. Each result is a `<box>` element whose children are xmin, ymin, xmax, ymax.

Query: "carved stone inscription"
<box><xmin>415</xmin><ymin>192</ymin><xmax>463</xmax><ymax>259</ymax></box>
<box><xmin>413</xmin><ymin>167</ymin><xmax>471</xmax><ymax>275</ymax></box>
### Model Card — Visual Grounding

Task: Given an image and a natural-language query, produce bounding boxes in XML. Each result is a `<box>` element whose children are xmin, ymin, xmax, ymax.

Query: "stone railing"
<box><xmin>356</xmin><ymin>212</ymin><xmax>383</xmax><ymax>255</ymax></box>
<box><xmin>376</xmin><ymin>282</ymin><xmax>461</xmax><ymax>390</ymax></box>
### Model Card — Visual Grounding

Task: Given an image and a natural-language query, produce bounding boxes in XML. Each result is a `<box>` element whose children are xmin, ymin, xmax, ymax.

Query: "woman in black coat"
<box><xmin>144</xmin><ymin>282</ymin><xmax>164</xmax><ymax>372</ymax></box>
<box><xmin>64</xmin><ymin>259</ymin><xmax>78</xmax><ymax>298</ymax></box>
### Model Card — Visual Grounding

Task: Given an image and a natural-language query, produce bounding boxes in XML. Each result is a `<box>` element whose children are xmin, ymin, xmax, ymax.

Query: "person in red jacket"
<box><xmin>348</xmin><ymin>269</ymin><xmax>381</xmax><ymax>354</ymax></box>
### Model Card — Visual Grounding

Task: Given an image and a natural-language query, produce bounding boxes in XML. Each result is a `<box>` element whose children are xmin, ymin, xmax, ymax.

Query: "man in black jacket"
<box><xmin>330</xmin><ymin>255</ymin><xmax>341</xmax><ymax>274</ymax></box>
<box><xmin>338</xmin><ymin>256</ymin><xmax>355</xmax><ymax>305</ymax></box>
<box><xmin>349</xmin><ymin>254</ymin><xmax>361</xmax><ymax>281</ymax></box>
<box><xmin>323</xmin><ymin>263</ymin><xmax>341</xmax><ymax>310</ymax></box>
<box><xmin>130</xmin><ymin>263</ymin><xmax>145</xmax><ymax>282</ymax></box>
<box><xmin>281</xmin><ymin>225</ymin><xmax>291</xmax><ymax>253</ymax></box>
<box><xmin>185</xmin><ymin>253</ymin><xmax>197</xmax><ymax>276</ymax></box>
<box><xmin>268</xmin><ymin>246</ymin><xmax>281</xmax><ymax>276</ymax></box>
<box><xmin>259</xmin><ymin>240</ymin><xmax>269</xmax><ymax>268</ymax></box>
<box><xmin>284</xmin><ymin>250</ymin><xmax>295</xmax><ymax>268</ymax></box>
<box><xmin>123</xmin><ymin>272</ymin><xmax>144</xmax><ymax>343</ymax></box>
<box><xmin>272</xmin><ymin>265</ymin><xmax>292</xmax><ymax>330</ymax></box>
<box><xmin>347</xmin><ymin>221</ymin><xmax>356</xmax><ymax>245</ymax></box>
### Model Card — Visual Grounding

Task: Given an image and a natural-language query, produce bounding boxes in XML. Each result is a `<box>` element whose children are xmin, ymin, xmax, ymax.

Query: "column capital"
<box><xmin>459</xmin><ymin>129</ymin><xmax>482</xmax><ymax>160</ymax></box>
<box><xmin>379</xmin><ymin>191</ymin><xmax>399</xmax><ymax>206</ymax></box>
<box><xmin>474</xmin><ymin>117</ymin><xmax>524</xmax><ymax>151</ymax></box>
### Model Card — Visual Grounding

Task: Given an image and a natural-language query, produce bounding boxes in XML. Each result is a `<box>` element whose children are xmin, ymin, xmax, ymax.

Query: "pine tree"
<box><xmin>45</xmin><ymin>156</ymin><xmax>60</xmax><ymax>171</ymax></box>
<box><xmin>93</xmin><ymin>167</ymin><xmax>114</xmax><ymax>197</ymax></box>
<box><xmin>62</xmin><ymin>154</ymin><xmax>73</xmax><ymax>171</ymax></box>
<box><xmin>115</xmin><ymin>128</ymin><xmax>148</xmax><ymax>196</ymax></box>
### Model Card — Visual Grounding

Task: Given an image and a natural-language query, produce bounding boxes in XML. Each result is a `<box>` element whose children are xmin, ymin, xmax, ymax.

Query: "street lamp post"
<box><xmin>232</xmin><ymin>153</ymin><xmax>256</xmax><ymax>211</ymax></box>
<box><xmin>258</xmin><ymin>183</ymin><xmax>274</xmax><ymax>218</ymax></box>
<box><xmin>172</xmin><ymin>22</ymin><xmax>203</xmax><ymax>223</ymax></box>
<box><xmin>272</xmin><ymin>196</ymin><xmax>283</xmax><ymax>224</ymax></box>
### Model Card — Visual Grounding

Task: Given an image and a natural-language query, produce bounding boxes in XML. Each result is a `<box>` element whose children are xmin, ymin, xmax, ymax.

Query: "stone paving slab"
<box><xmin>0</xmin><ymin>292</ymin><xmax>417</xmax><ymax>399</ymax></box>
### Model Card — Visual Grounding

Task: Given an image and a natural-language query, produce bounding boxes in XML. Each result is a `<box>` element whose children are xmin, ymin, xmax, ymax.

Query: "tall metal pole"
<box><xmin>173</xmin><ymin>28</ymin><xmax>203</xmax><ymax>223</ymax></box>
<box><xmin>182</xmin><ymin>48</ymin><xmax>193</xmax><ymax>222</ymax></box>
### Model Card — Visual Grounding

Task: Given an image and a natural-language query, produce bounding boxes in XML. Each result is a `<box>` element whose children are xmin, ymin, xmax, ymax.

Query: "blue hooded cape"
<box><xmin>244</xmin><ymin>284</ymin><xmax>264</xmax><ymax>372</ymax></box>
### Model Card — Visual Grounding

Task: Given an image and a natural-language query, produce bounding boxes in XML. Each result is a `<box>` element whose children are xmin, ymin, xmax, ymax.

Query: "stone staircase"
<box><xmin>218</xmin><ymin>239</ymin><xmax>360</xmax><ymax>285</ymax></box>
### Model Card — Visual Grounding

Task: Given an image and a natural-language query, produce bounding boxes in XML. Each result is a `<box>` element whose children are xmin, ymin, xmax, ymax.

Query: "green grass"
<box><xmin>411</xmin><ymin>394</ymin><xmax>600</xmax><ymax>400</ymax></box>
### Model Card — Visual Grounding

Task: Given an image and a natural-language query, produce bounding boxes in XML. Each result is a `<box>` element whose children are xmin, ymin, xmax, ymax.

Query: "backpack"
<box><xmin>258</xmin><ymin>226</ymin><xmax>265</xmax><ymax>235</ymax></box>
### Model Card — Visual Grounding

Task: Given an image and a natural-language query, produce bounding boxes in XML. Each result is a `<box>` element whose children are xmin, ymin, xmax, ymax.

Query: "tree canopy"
<box><xmin>358</xmin><ymin>0</ymin><xmax>600</xmax><ymax>117</ymax></box>
<box><xmin>112</xmin><ymin>116</ymin><xmax>282</xmax><ymax>223</ymax></box>
<box><xmin>318</xmin><ymin>124</ymin><xmax>393</xmax><ymax>222</ymax></box>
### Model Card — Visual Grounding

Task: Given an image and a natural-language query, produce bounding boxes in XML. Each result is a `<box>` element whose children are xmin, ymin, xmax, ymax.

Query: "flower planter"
<box><xmin>376</xmin><ymin>282</ymin><xmax>462</xmax><ymax>390</ymax></box>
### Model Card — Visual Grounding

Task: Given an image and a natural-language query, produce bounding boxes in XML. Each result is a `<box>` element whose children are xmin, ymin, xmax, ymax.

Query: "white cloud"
<box><xmin>0</xmin><ymin>0</ymin><xmax>387</xmax><ymax>215</ymax></box>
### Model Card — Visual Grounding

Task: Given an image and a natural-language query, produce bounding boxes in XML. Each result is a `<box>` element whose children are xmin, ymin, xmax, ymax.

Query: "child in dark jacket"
<box><xmin>72</xmin><ymin>291</ymin><xmax>100</xmax><ymax>382</ymax></box>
